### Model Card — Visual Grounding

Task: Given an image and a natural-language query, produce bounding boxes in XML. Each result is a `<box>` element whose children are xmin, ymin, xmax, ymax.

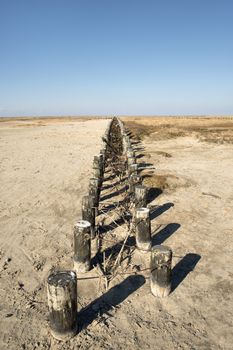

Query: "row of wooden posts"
<box><xmin>47</xmin><ymin>117</ymin><xmax>173</xmax><ymax>341</ymax></box>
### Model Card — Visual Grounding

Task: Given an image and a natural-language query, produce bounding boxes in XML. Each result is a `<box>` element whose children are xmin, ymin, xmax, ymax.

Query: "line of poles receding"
<box><xmin>47</xmin><ymin>117</ymin><xmax>173</xmax><ymax>341</ymax></box>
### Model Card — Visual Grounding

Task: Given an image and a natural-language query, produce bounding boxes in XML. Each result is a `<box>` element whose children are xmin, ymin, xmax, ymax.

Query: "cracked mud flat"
<box><xmin>0</xmin><ymin>117</ymin><xmax>233</xmax><ymax>349</ymax></box>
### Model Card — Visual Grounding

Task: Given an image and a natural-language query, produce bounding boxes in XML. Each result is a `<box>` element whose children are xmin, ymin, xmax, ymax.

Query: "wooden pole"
<box><xmin>47</xmin><ymin>270</ymin><xmax>77</xmax><ymax>340</ymax></box>
<box><xmin>100</xmin><ymin>148</ymin><xmax>106</xmax><ymax>170</ymax></box>
<box><xmin>129</xmin><ymin>174</ymin><xmax>142</xmax><ymax>193</ymax></box>
<box><xmin>151</xmin><ymin>245</ymin><xmax>172</xmax><ymax>297</ymax></box>
<box><xmin>89</xmin><ymin>177</ymin><xmax>100</xmax><ymax>204</ymax></box>
<box><xmin>89</xmin><ymin>193</ymin><xmax>98</xmax><ymax>217</ymax></box>
<box><xmin>127</xmin><ymin>156</ymin><xmax>136</xmax><ymax>167</ymax></box>
<box><xmin>122</xmin><ymin>138</ymin><xmax>128</xmax><ymax>155</ymax></box>
<box><xmin>134</xmin><ymin>184</ymin><xmax>147</xmax><ymax>208</ymax></box>
<box><xmin>92</xmin><ymin>168</ymin><xmax>101</xmax><ymax>184</ymax></box>
<box><xmin>82</xmin><ymin>196</ymin><xmax>96</xmax><ymax>238</ymax></box>
<box><xmin>128</xmin><ymin>163</ymin><xmax>138</xmax><ymax>176</ymax></box>
<box><xmin>73</xmin><ymin>220</ymin><xmax>91</xmax><ymax>273</ymax></box>
<box><xmin>94</xmin><ymin>155</ymin><xmax>103</xmax><ymax>174</ymax></box>
<box><xmin>127</xmin><ymin>149</ymin><xmax>135</xmax><ymax>159</ymax></box>
<box><xmin>135</xmin><ymin>208</ymin><xmax>151</xmax><ymax>251</ymax></box>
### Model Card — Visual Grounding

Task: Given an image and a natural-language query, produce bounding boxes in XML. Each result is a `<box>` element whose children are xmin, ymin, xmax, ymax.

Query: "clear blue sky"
<box><xmin>0</xmin><ymin>0</ymin><xmax>233</xmax><ymax>116</ymax></box>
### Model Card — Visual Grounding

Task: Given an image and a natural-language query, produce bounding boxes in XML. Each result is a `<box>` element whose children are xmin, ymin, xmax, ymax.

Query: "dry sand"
<box><xmin>0</xmin><ymin>117</ymin><xmax>233</xmax><ymax>349</ymax></box>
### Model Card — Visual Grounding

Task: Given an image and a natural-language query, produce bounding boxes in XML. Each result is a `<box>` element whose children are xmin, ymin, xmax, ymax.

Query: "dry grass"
<box><xmin>123</xmin><ymin>117</ymin><xmax>233</xmax><ymax>144</ymax></box>
<box><xmin>150</xmin><ymin>151</ymin><xmax>172</xmax><ymax>158</ymax></box>
<box><xmin>143</xmin><ymin>174</ymin><xmax>193</xmax><ymax>192</ymax></box>
<box><xmin>143</xmin><ymin>174</ymin><xmax>171</xmax><ymax>190</ymax></box>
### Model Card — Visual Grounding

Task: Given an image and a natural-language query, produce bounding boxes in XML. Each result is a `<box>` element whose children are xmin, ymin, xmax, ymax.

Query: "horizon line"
<box><xmin>1</xmin><ymin>114</ymin><xmax>233</xmax><ymax>120</ymax></box>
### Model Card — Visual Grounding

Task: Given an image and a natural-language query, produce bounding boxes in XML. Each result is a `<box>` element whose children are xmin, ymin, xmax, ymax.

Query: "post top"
<box><xmin>151</xmin><ymin>245</ymin><xmax>172</xmax><ymax>254</ymax></box>
<box><xmin>74</xmin><ymin>220</ymin><xmax>91</xmax><ymax>228</ymax></box>
<box><xmin>135</xmin><ymin>207</ymin><xmax>150</xmax><ymax>218</ymax></box>
<box><xmin>136</xmin><ymin>207</ymin><xmax>150</xmax><ymax>213</ymax></box>
<box><xmin>135</xmin><ymin>184</ymin><xmax>146</xmax><ymax>190</ymax></box>
<box><xmin>130</xmin><ymin>174</ymin><xmax>141</xmax><ymax>180</ymax></box>
<box><xmin>47</xmin><ymin>270</ymin><xmax>77</xmax><ymax>287</ymax></box>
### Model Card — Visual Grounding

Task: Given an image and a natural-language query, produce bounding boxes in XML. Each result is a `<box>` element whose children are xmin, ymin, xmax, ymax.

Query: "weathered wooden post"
<box><xmin>89</xmin><ymin>177</ymin><xmax>100</xmax><ymax>204</ymax></box>
<box><xmin>125</xmin><ymin>135</ymin><xmax>131</xmax><ymax>146</ymax></box>
<box><xmin>73</xmin><ymin>220</ymin><xmax>91</xmax><ymax>273</ymax></box>
<box><xmin>128</xmin><ymin>163</ymin><xmax>138</xmax><ymax>176</ymax></box>
<box><xmin>127</xmin><ymin>156</ymin><xmax>136</xmax><ymax>167</ymax></box>
<box><xmin>47</xmin><ymin>270</ymin><xmax>77</xmax><ymax>340</ymax></box>
<box><xmin>127</xmin><ymin>149</ymin><xmax>135</xmax><ymax>159</ymax></box>
<box><xmin>151</xmin><ymin>245</ymin><xmax>172</xmax><ymax>297</ymax></box>
<box><xmin>122</xmin><ymin>137</ymin><xmax>128</xmax><ymax>155</ymax></box>
<box><xmin>135</xmin><ymin>208</ymin><xmax>151</xmax><ymax>251</ymax></box>
<box><xmin>93</xmin><ymin>156</ymin><xmax>103</xmax><ymax>185</ymax></box>
<box><xmin>134</xmin><ymin>184</ymin><xmax>147</xmax><ymax>208</ymax></box>
<box><xmin>82</xmin><ymin>196</ymin><xmax>96</xmax><ymax>238</ymax></box>
<box><xmin>129</xmin><ymin>174</ymin><xmax>142</xmax><ymax>193</ymax></box>
<box><xmin>93</xmin><ymin>154</ymin><xmax>103</xmax><ymax>178</ymax></box>
<box><xmin>100</xmin><ymin>148</ymin><xmax>106</xmax><ymax>170</ymax></box>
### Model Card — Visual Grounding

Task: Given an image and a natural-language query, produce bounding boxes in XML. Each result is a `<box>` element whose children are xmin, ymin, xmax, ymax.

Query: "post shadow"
<box><xmin>136</xmin><ymin>153</ymin><xmax>145</xmax><ymax>159</ymax></box>
<box><xmin>78</xmin><ymin>275</ymin><xmax>145</xmax><ymax>330</ymax></box>
<box><xmin>152</xmin><ymin>223</ymin><xmax>180</xmax><ymax>246</ymax></box>
<box><xmin>104</xmin><ymin>168</ymin><xmax>111</xmax><ymax>174</ymax></box>
<box><xmin>172</xmin><ymin>253</ymin><xmax>201</xmax><ymax>292</ymax></box>
<box><xmin>150</xmin><ymin>202</ymin><xmax>174</xmax><ymax>220</ymax></box>
<box><xmin>138</xmin><ymin>162</ymin><xmax>155</xmax><ymax>169</ymax></box>
<box><xmin>138</xmin><ymin>165</ymin><xmax>155</xmax><ymax>177</ymax></box>
<box><xmin>102</xmin><ymin>176</ymin><xmax>127</xmax><ymax>191</ymax></box>
<box><xmin>141</xmin><ymin>172</ymin><xmax>154</xmax><ymax>180</ymax></box>
<box><xmin>131</xmin><ymin>140</ymin><xmax>141</xmax><ymax>146</ymax></box>
<box><xmin>133</xmin><ymin>146</ymin><xmax>145</xmax><ymax>152</ymax></box>
<box><xmin>100</xmin><ymin>184</ymin><xmax>129</xmax><ymax>202</ymax></box>
<box><xmin>147</xmin><ymin>187</ymin><xmax>163</xmax><ymax>203</ymax></box>
<box><xmin>103</xmin><ymin>173</ymin><xmax>117</xmax><ymax>182</ymax></box>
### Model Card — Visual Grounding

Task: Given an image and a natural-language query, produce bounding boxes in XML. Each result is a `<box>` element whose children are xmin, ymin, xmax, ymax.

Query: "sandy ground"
<box><xmin>0</xmin><ymin>117</ymin><xmax>233</xmax><ymax>349</ymax></box>
<box><xmin>0</xmin><ymin>118</ymin><xmax>109</xmax><ymax>349</ymax></box>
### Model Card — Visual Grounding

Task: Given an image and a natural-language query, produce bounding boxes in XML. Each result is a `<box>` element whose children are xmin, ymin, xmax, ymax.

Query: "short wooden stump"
<box><xmin>47</xmin><ymin>270</ymin><xmax>77</xmax><ymax>340</ymax></box>
<box><xmin>151</xmin><ymin>245</ymin><xmax>172</xmax><ymax>298</ymax></box>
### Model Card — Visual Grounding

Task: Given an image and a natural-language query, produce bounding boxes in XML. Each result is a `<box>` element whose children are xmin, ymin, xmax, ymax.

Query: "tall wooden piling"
<box><xmin>151</xmin><ymin>245</ymin><xmax>172</xmax><ymax>297</ymax></box>
<box><xmin>73</xmin><ymin>220</ymin><xmax>91</xmax><ymax>273</ymax></box>
<box><xmin>93</xmin><ymin>156</ymin><xmax>103</xmax><ymax>183</ymax></box>
<box><xmin>100</xmin><ymin>148</ymin><xmax>106</xmax><ymax>170</ymax></box>
<box><xmin>47</xmin><ymin>270</ymin><xmax>77</xmax><ymax>340</ymax></box>
<box><xmin>89</xmin><ymin>177</ymin><xmax>100</xmax><ymax>204</ymax></box>
<box><xmin>82</xmin><ymin>196</ymin><xmax>96</xmax><ymax>238</ymax></box>
<box><xmin>93</xmin><ymin>156</ymin><xmax>103</xmax><ymax>182</ymax></box>
<box><xmin>135</xmin><ymin>208</ymin><xmax>151</xmax><ymax>251</ymax></box>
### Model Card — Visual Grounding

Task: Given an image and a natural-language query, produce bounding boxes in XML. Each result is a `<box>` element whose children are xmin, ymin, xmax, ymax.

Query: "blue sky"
<box><xmin>0</xmin><ymin>0</ymin><xmax>232</xmax><ymax>116</ymax></box>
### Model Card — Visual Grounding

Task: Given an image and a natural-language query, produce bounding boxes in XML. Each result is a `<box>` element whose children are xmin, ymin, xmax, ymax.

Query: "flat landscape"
<box><xmin>0</xmin><ymin>116</ymin><xmax>233</xmax><ymax>349</ymax></box>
